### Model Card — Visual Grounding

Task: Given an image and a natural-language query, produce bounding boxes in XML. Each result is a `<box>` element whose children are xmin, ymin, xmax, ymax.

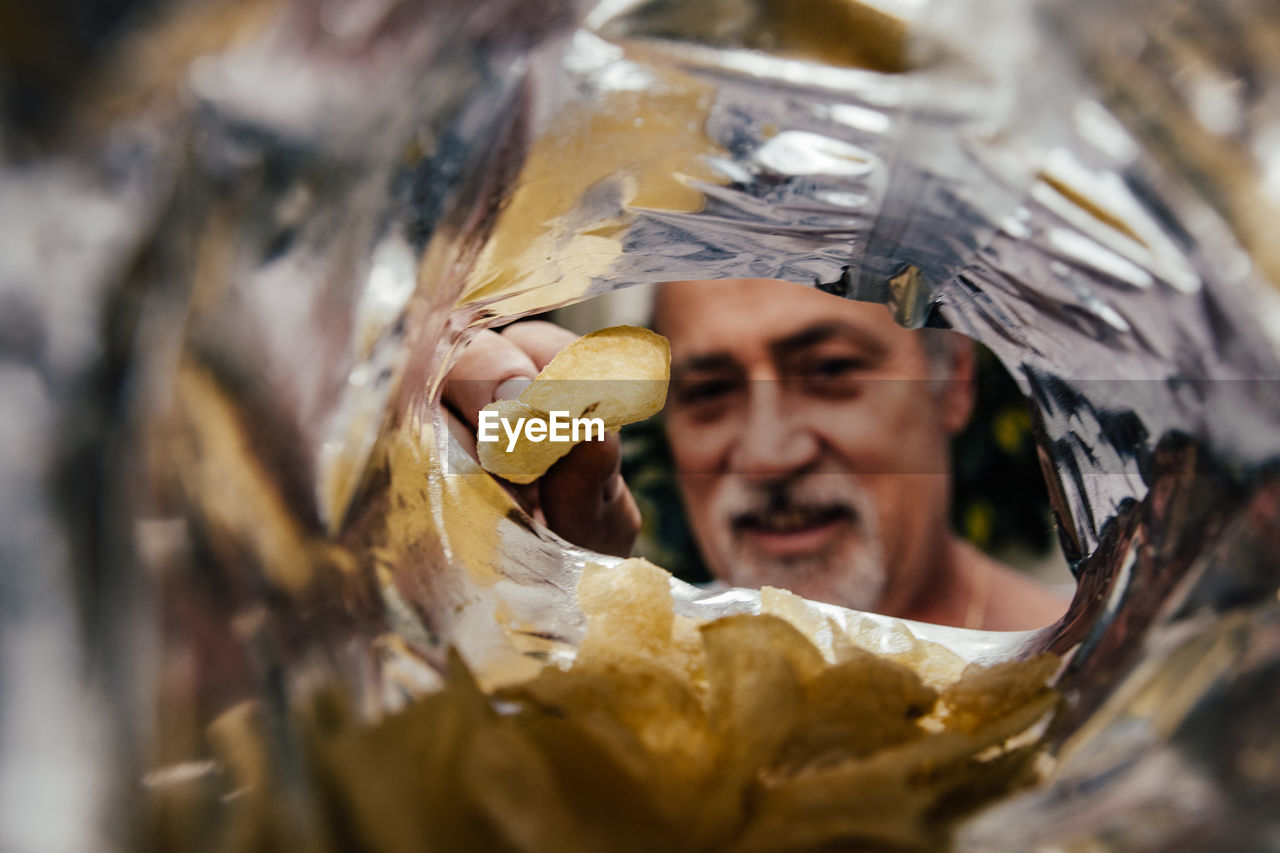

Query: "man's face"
<box><xmin>656</xmin><ymin>279</ymin><xmax>972</xmax><ymax>615</ymax></box>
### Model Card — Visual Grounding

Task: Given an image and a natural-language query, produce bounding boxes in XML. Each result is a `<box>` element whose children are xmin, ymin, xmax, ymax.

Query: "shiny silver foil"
<box><xmin>2</xmin><ymin>0</ymin><xmax>1279</xmax><ymax>848</ymax></box>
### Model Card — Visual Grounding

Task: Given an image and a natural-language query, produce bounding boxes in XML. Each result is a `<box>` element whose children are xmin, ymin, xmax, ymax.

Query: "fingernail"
<box><xmin>494</xmin><ymin>376</ymin><xmax>533</xmax><ymax>402</ymax></box>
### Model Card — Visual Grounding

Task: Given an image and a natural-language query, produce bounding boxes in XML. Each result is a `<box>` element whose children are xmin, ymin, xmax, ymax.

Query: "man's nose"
<box><xmin>727</xmin><ymin>382</ymin><xmax>821</xmax><ymax>480</ymax></box>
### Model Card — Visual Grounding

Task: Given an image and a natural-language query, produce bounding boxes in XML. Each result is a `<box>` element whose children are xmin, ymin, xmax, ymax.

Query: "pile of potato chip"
<box><xmin>160</xmin><ymin>327</ymin><xmax>1059</xmax><ymax>851</ymax></box>
<box><xmin>288</xmin><ymin>559</ymin><xmax>1058</xmax><ymax>852</ymax></box>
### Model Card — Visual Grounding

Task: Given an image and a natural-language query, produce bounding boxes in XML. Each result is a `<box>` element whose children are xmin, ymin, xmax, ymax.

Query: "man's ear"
<box><xmin>938</xmin><ymin>334</ymin><xmax>977</xmax><ymax>435</ymax></box>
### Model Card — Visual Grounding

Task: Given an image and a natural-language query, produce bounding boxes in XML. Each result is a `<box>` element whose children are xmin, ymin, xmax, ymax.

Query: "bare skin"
<box><xmin>655</xmin><ymin>279</ymin><xmax>1065</xmax><ymax>630</ymax></box>
<box><xmin>442</xmin><ymin>321</ymin><xmax>641</xmax><ymax>558</ymax></box>
<box><xmin>443</xmin><ymin>282</ymin><xmax>1067</xmax><ymax>630</ymax></box>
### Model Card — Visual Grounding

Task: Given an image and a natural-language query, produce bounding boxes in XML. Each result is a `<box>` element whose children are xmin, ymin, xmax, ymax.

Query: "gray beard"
<box><xmin>705</xmin><ymin>472</ymin><xmax>888</xmax><ymax>612</ymax></box>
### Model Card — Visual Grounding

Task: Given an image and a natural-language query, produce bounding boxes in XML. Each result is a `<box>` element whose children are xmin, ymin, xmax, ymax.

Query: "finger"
<box><xmin>540</xmin><ymin>432</ymin><xmax>639</xmax><ymax>557</ymax></box>
<box><xmin>442</xmin><ymin>329</ymin><xmax>538</xmax><ymax>428</ymax></box>
<box><xmin>501</xmin><ymin>320</ymin><xmax>580</xmax><ymax>371</ymax></box>
<box><xmin>445</xmin><ymin>407</ymin><xmax>544</xmax><ymax>517</ymax></box>
<box><xmin>445</xmin><ymin>408</ymin><xmax>478</xmax><ymax>462</ymax></box>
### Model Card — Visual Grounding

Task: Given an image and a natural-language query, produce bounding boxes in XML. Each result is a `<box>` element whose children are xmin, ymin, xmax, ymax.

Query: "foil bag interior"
<box><xmin>2</xmin><ymin>0</ymin><xmax>1279</xmax><ymax>848</ymax></box>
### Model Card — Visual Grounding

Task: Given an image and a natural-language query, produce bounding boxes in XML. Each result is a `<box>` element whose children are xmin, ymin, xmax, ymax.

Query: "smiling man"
<box><xmin>444</xmin><ymin>278</ymin><xmax>1067</xmax><ymax>631</ymax></box>
<box><xmin>655</xmin><ymin>278</ymin><xmax>1065</xmax><ymax>631</ymax></box>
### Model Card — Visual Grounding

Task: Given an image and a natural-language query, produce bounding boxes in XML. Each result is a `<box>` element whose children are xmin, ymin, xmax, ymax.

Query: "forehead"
<box><xmin>655</xmin><ymin>279</ymin><xmax>910</xmax><ymax>359</ymax></box>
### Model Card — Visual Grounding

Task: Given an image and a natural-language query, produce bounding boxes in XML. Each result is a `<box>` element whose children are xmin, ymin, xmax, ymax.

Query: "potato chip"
<box><xmin>939</xmin><ymin>653</ymin><xmax>1060</xmax><ymax>734</ymax></box>
<box><xmin>461</xmin><ymin>718</ymin><xmax>602</xmax><ymax>851</ymax></box>
<box><xmin>517</xmin><ymin>325</ymin><xmax>670</xmax><ymax>427</ymax></box>
<box><xmin>737</xmin><ymin>658</ymin><xmax>1060</xmax><ymax>853</ymax></box>
<box><xmin>192</xmin><ymin>557</ymin><xmax>1062</xmax><ymax>853</ymax></box>
<box><xmin>477</xmin><ymin>326</ymin><xmax>669</xmax><ymax>483</ymax></box>
<box><xmin>577</xmin><ymin>558</ymin><xmax>674</xmax><ymax>662</ymax></box>
<box><xmin>773</xmin><ymin>648</ymin><xmax>937</xmax><ymax>772</ymax></box>
<box><xmin>475</xmin><ymin>399</ymin><xmax>576</xmax><ymax>484</ymax></box>
<box><xmin>576</xmin><ymin>558</ymin><xmax>707</xmax><ymax>695</ymax></box>
<box><xmin>731</xmin><ymin>753</ymin><xmax>935</xmax><ymax>853</ymax></box>
<box><xmin>763</xmin><ymin>584</ymin><xmax>968</xmax><ymax>690</ymax></box>
<box><xmin>760</xmin><ymin>585</ymin><xmax>847</xmax><ymax>663</ymax></box>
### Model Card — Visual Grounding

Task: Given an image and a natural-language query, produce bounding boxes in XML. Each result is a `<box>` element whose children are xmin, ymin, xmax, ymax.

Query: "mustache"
<box><xmin>714</xmin><ymin>475</ymin><xmax>871</xmax><ymax>532</ymax></box>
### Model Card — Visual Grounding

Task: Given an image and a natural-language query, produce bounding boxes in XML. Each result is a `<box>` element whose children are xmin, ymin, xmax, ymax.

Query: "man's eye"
<box><xmin>794</xmin><ymin>357</ymin><xmax>866</xmax><ymax>398</ymax></box>
<box><xmin>673</xmin><ymin>378</ymin><xmax>737</xmax><ymax>406</ymax></box>
<box><xmin>806</xmin><ymin>357</ymin><xmax>865</xmax><ymax>379</ymax></box>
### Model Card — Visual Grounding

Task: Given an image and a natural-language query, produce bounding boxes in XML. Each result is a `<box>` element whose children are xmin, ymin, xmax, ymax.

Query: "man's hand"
<box><xmin>442</xmin><ymin>320</ymin><xmax>641</xmax><ymax>557</ymax></box>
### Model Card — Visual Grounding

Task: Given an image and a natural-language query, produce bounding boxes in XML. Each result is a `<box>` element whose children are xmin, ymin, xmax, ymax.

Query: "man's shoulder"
<box><xmin>980</xmin><ymin>549</ymin><xmax>1071</xmax><ymax>631</ymax></box>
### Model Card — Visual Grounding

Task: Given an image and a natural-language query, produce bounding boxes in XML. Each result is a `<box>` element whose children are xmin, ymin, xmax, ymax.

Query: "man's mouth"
<box><xmin>732</xmin><ymin>505</ymin><xmax>855</xmax><ymax>555</ymax></box>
